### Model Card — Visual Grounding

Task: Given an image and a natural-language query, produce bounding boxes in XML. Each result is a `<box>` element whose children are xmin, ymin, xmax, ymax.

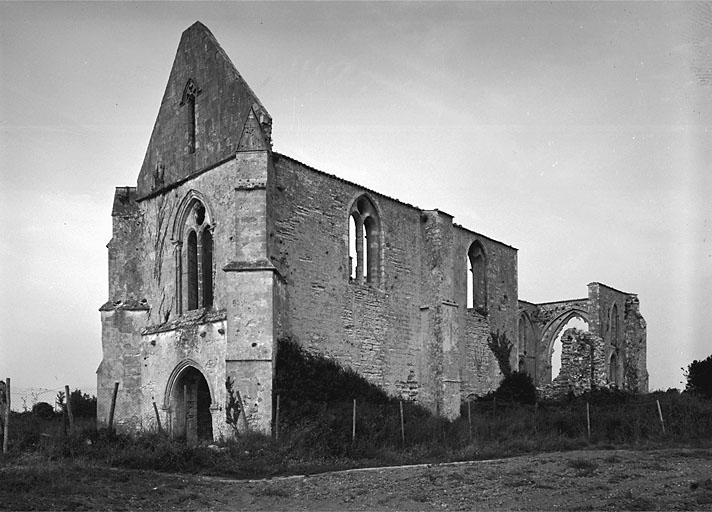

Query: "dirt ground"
<box><xmin>2</xmin><ymin>448</ymin><xmax>712</xmax><ymax>510</ymax></box>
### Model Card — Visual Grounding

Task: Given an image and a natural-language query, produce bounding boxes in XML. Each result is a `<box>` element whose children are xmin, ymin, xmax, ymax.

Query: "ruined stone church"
<box><xmin>98</xmin><ymin>22</ymin><xmax>648</xmax><ymax>442</ymax></box>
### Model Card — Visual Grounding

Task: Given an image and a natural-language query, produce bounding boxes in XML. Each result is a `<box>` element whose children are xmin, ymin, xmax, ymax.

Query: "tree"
<box><xmin>495</xmin><ymin>371</ymin><xmax>537</xmax><ymax>404</ymax></box>
<box><xmin>685</xmin><ymin>355</ymin><xmax>712</xmax><ymax>399</ymax></box>
<box><xmin>68</xmin><ymin>389</ymin><xmax>97</xmax><ymax>418</ymax></box>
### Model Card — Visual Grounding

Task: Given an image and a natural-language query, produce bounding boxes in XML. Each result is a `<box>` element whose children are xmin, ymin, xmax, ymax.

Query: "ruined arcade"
<box><xmin>97</xmin><ymin>22</ymin><xmax>648</xmax><ymax>442</ymax></box>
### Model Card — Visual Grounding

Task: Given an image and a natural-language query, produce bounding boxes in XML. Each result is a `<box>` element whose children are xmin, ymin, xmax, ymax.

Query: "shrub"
<box><xmin>494</xmin><ymin>371</ymin><xmax>537</xmax><ymax>404</ymax></box>
<box><xmin>31</xmin><ymin>402</ymin><xmax>55</xmax><ymax>419</ymax></box>
<box><xmin>685</xmin><ymin>355</ymin><xmax>712</xmax><ymax>399</ymax></box>
<box><xmin>68</xmin><ymin>389</ymin><xmax>97</xmax><ymax>418</ymax></box>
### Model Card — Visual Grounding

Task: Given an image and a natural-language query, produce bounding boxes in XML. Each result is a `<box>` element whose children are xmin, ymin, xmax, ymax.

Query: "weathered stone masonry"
<box><xmin>97</xmin><ymin>22</ymin><xmax>647</xmax><ymax>441</ymax></box>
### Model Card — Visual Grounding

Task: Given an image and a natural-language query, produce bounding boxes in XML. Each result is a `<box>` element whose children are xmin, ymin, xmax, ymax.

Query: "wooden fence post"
<box><xmin>2</xmin><ymin>378</ymin><xmax>9</xmax><ymax>454</ymax></box>
<box><xmin>399</xmin><ymin>400</ymin><xmax>405</xmax><ymax>445</ymax></box>
<box><xmin>108</xmin><ymin>382</ymin><xmax>119</xmax><ymax>433</ymax></box>
<box><xmin>586</xmin><ymin>402</ymin><xmax>591</xmax><ymax>440</ymax></box>
<box><xmin>467</xmin><ymin>400</ymin><xmax>472</xmax><ymax>442</ymax></box>
<box><xmin>352</xmin><ymin>399</ymin><xmax>356</xmax><ymax>443</ymax></box>
<box><xmin>65</xmin><ymin>385</ymin><xmax>74</xmax><ymax>432</ymax></box>
<box><xmin>275</xmin><ymin>394</ymin><xmax>280</xmax><ymax>442</ymax></box>
<box><xmin>656</xmin><ymin>399</ymin><xmax>666</xmax><ymax>434</ymax></box>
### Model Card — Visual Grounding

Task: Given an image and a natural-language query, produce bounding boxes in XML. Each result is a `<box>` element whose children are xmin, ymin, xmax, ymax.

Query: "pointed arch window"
<box><xmin>175</xmin><ymin>198</ymin><xmax>214</xmax><ymax>314</ymax></box>
<box><xmin>467</xmin><ymin>241</ymin><xmax>487</xmax><ymax>313</ymax></box>
<box><xmin>348</xmin><ymin>195</ymin><xmax>381</xmax><ymax>285</ymax></box>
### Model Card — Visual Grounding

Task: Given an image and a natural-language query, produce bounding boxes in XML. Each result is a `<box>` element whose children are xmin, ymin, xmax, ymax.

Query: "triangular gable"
<box><xmin>136</xmin><ymin>22</ymin><xmax>272</xmax><ymax>198</ymax></box>
<box><xmin>237</xmin><ymin>105</ymin><xmax>269</xmax><ymax>152</ymax></box>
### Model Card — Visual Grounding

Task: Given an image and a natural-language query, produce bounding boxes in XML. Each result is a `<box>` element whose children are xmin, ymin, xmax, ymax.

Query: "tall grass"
<box><xmin>3</xmin><ymin>340</ymin><xmax>711</xmax><ymax>478</ymax></box>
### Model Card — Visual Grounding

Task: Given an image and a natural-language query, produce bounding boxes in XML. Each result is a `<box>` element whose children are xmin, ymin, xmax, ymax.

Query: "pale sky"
<box><xmin>1</xmin><ymin>1</ymin><xmax>710</xmax><ymax>408</ymax></box>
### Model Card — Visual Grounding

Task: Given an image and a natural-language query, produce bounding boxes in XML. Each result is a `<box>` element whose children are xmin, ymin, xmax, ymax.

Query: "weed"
<box><xmin>568</xmin><ymin>458</ymin><xmax>598</xmax><ymax>476</ymax></box>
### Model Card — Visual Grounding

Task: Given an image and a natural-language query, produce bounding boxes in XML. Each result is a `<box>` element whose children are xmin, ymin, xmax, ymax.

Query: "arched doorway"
<box><xmin>169</xmin><ymin>366</ymin><xmax>213</xmax><ymax>445</ymax></box>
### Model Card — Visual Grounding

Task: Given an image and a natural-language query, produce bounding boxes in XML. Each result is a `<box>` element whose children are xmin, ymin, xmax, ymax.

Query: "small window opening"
<box><xmin>181</xmin><ymin>79</ymin><xmax>201</xmax><ymax>154</ymax></box>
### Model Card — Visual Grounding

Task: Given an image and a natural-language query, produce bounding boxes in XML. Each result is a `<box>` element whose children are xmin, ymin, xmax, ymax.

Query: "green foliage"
<box><xmin>487</xmin><ymin>330</ymin><xmax>513</xmax><ymax>377</ymax></box>
<box><xmin>685</xmin><ymin>354</ymin><xmax>712</xmax><ymax>399</ymax></box>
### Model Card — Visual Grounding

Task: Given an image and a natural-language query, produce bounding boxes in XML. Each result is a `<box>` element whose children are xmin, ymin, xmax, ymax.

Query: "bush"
<box><xmin>68</xmin><ymin>389</ymin><xmax>97</xmax><ymax>418</ymax></box>
<box><xmin>31</xmin><ymin>402</ymin><xmax>55</xmax><ymax>419</ymax></box>
<box><xmin>685</xmin><ymin>355</ymin><xmax>712</xmax><ymax>399</ymax></box>
<box><xmin>494</xmin><ymin>371</ymin><xmax>537</xmax><ymax>404</ymax></box>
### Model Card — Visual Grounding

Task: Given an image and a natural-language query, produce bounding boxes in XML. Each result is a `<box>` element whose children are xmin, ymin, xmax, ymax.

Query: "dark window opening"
<box><xmin>201</xmin><ymin>229</ymin><xmax>213</xmax><ymax>308</ymax></box>
<box><xmin>467</xmin><ymin>241</ymin><xmax>487</xmax><ymax>313</ymax></box>
<box><xmin>187</xmin><ymin>230</ymin><xmax>198</xmax><ymax>310</ymax></box>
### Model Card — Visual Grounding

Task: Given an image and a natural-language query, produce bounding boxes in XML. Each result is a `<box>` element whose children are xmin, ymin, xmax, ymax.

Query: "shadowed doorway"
<box><xmin>170</xmin><ymin>366</ymin><xmax>213</xmax><ymax>445</ymax></box>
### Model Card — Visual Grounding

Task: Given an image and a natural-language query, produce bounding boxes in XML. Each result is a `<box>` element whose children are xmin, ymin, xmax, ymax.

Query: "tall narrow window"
<box><xmin>467</xmin><ymin>241</ymin><xmax>487</xmax><ymax>313</ymax></box>
<box><xmin>466</xmin><ymin>257</ymin><xmax>474</xmax><ymax>308</ymax></box>
<box><xmin>187</xmin><ymin>230</ymin><xmax>198</xmax><ymax>310</ymax></box>
<box><xmin>201</xmin><ymin>229</ymin><xmax>213</xmax><ymax>308</ymax></box>
<box><xmin>176</xmin><ymin>195</ymin><xmax>213</xmax><ymax>314</ymax></box>
<box><xmin>348</xmin><ymin>195</ymin><xmax>381</xmax><ymax>285</ymax></box>
<box><xmin>609</xmin><ymin>304</ymin><xmax>619</xmax><ymax>346</ymax></box>
<box><xmin>349</xmin><ymin>214</ymin><xmax>358</xmax><ymax>280</ymax></box>
<box><xmin>181</xmin><ymin>79</ymin><xmax>201</xmax><ymax>154</ymax></box>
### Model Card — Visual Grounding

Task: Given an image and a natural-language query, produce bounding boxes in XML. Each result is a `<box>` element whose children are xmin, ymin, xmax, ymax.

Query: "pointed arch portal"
<box><xmin>167</xmin><ymin>364</ymin><xmax>213</xmax><ymax>444</ymax></box>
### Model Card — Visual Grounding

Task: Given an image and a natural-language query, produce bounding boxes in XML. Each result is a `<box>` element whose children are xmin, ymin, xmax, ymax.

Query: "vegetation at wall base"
<box><xmin>3</xmin><ymin>349</ymin><xmax>712</xmax><ymax>479</ymax></box>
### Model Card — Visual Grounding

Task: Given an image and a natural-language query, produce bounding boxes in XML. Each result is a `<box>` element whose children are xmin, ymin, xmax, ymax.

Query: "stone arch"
<box><xmin>171</xmin><ymin>189</ymin><xmax>215</xmax><ymax>242</ymax></box>
<box><xmin>540</xmin><ymin>308</ymin><xmax>590</xmax><ymax>383</ymax></box>
<box><xmin>164</xmin><ymin>360</ymin><xmax>214</xmax><ymax>444</ymax></box>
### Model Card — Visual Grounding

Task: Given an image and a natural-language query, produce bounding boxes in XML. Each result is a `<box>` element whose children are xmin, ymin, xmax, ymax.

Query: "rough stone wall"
<box><xmin>588</xmin><ymin>283</ymin><xmax>648</xmax><ymax>392</ymax></box>
<box><xmin>550</xmin><ymin>328</ymin><xmax>607</xmax><ymax>397</ymax></box>
<box><xmin>136</xmin><ymin>22</ymin><xmax>271</xmax><ymax>198</ymax></box>
<box><xmin>99</xmin><ymin>151</ymin><xmax>277</xmax><ymax>434</ymax></box>
<box><xmin>270</xmin><ymin>154</ymin><xmax>519</xmax><ymax>415</ymax></box>
<box><xmin>454</xmin><ymin>228</ymin><xmax>518</xmax><ymax>399</ymax></box>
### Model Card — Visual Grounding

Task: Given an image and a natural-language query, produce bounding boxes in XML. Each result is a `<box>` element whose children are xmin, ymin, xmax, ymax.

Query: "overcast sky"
<box><xmin>1</xmin><ymin>1</ymin><xmax>710</xmax><ymax>407</ymax></box>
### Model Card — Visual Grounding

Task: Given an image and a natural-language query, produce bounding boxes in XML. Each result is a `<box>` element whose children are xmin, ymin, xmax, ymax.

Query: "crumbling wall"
<box><xmin>549</xmin><ymin>328</ymin><xmax>607</xmax><ymax>397</ymax></box>
<box><xmin>522</xmin><ymin>283</ymin><xmax>647</xmax><ymax>396</ymax></box>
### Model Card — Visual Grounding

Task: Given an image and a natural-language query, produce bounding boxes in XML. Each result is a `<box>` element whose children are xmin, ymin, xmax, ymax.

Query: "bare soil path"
<box><xmin>2</xmin><ymin>448</ymin><xmax>712</xmax><ymax>510</ymax></box>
